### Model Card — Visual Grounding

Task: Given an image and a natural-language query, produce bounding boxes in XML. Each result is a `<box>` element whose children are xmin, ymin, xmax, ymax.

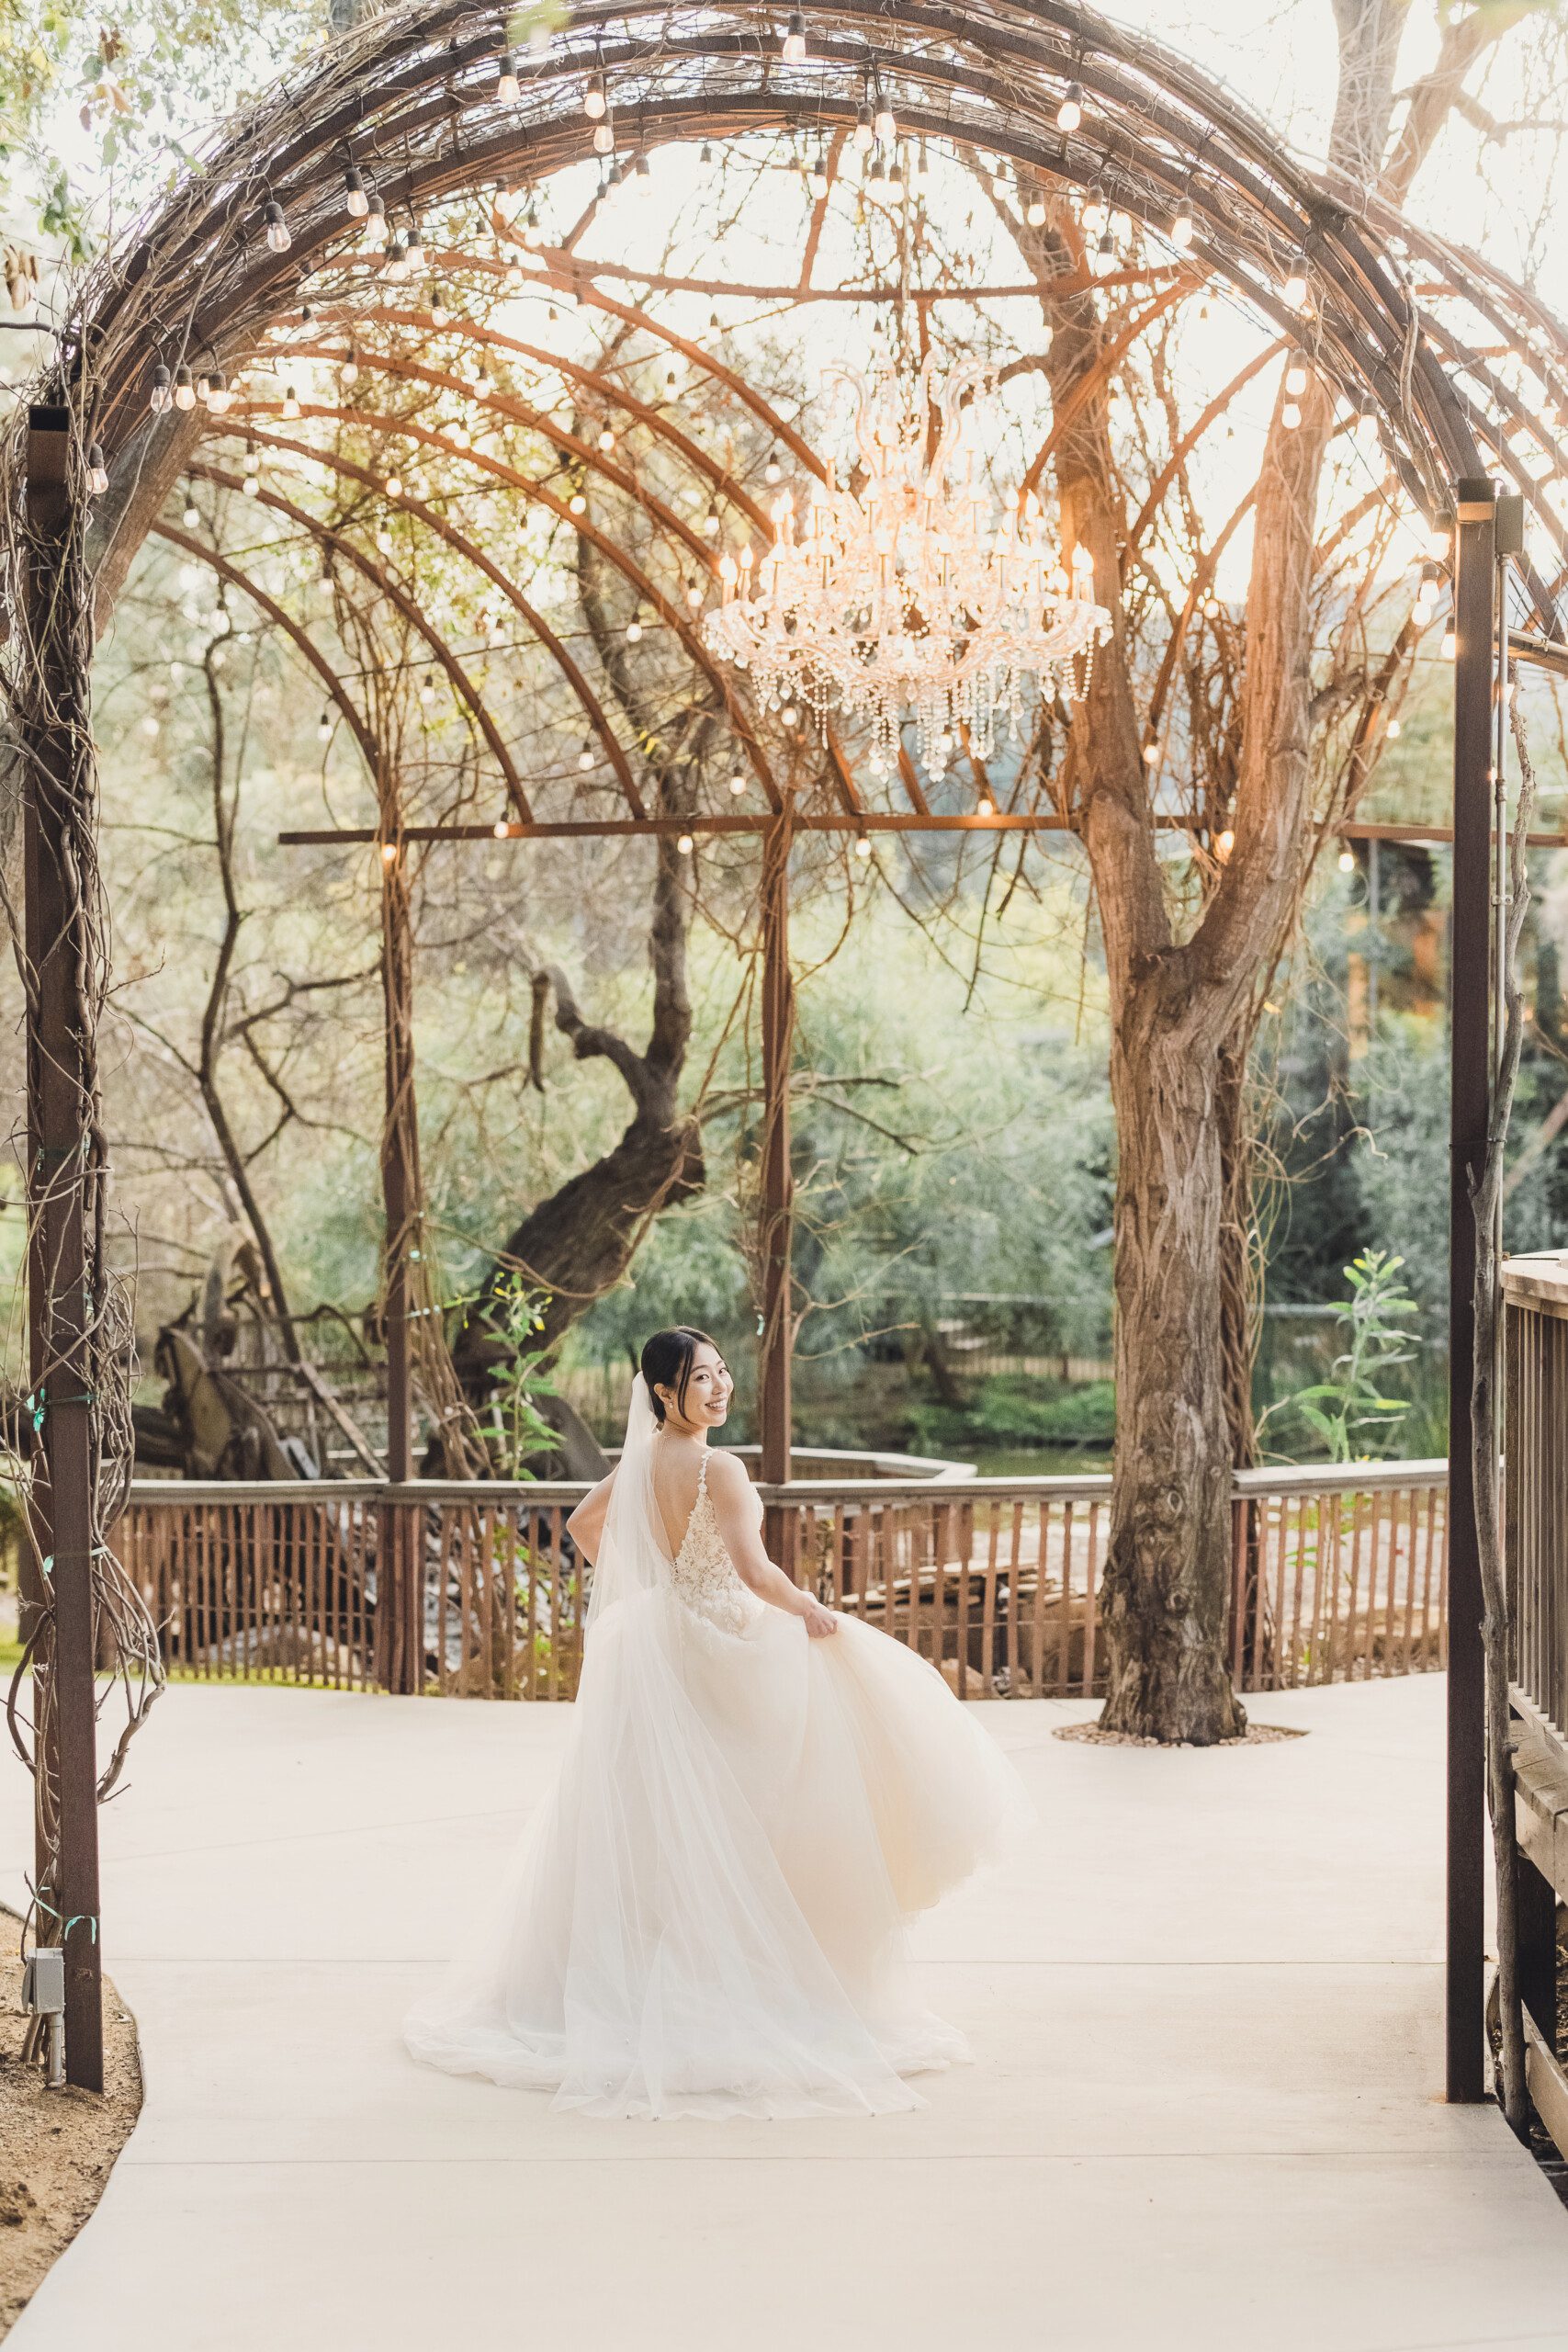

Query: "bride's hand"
<box><xmin>800</xmin><ymin>1595</ymin><xmax>838</xmax><ymax>1638</ymax></box>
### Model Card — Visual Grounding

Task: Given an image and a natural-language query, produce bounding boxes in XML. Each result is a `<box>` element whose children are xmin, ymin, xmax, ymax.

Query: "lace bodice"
<box><xmin>667</xmin><ymin>1453</ymin><xmax>762</xmax><ymax>1635</ymax></box>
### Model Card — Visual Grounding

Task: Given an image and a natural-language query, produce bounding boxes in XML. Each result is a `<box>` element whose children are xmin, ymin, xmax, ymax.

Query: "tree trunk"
<box><xmin>1100</xmin><ymin>975</ymin><xmax>1247</xmax><ymax>1741</ymax></box>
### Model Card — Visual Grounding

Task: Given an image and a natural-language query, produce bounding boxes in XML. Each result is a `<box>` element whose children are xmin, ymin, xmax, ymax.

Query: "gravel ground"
<box><xmin>1054</xmin><ymin>1721</ymin><xmax>1308</xmax><ymax>1747</ymax></box>
<box><xmin>0</xmin><ymin>1912</ymin><xmax>141</xmax><ymax>2342</ymax></box>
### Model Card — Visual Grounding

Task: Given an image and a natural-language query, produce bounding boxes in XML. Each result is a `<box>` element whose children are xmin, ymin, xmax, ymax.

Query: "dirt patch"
<box><xmin>1054</xmin><ymin>1721</ymin><xmax>1308</xmax><ymax>1747</ymax></box>
<box><xmin>0</xmin><ymin>1913</ymin><xmax>141</xmax><ymax>2341</ymax></box>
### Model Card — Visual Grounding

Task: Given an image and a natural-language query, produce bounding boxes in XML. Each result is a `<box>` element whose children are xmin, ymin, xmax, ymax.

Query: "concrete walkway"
<box><xmin>5</xmin><ymin>1674</ymin><xmax>1568</xmax><ymax>2351</ymax></box>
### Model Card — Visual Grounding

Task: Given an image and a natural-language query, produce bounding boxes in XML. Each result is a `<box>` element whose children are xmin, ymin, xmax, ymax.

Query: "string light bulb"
<box><xmin>405</xmin><ymin>220</ymin><xmax>424</xmax><ymax>268</ymax></box>
<box><xmin>854</xmin><ymin>103</ymin><xmax>874</xmax><ymax>152</ymax></box>
<box><xmin>808</xmin><ymin>141</ymin><xmax>829</xmax><ymax>198</ymax></box>
<box><xmin>87</xmin><ymin>443</ymin><xmax>108</xmax><ymax>496</ymax></box>
<box><xmin>584</xmin><ymin>69</ymin><xmax>607</xmax><ymax>119</ymax></box>
<box><xmin>493</xmin><ymin>819</ymin><xmax>511</xmax><ymax>840</ymax></box>
<box><xmin>764</xmin><ymin>448</ymin><xmax>783</xmax><ymax>484</ymax></box>
<box><xmin>363</xmin><ymin>193</ymin><xmax>388</xmax><ymax>249</ymax></box>
<box><xmin>173</xmin><ymin>364</ymin><xmax>197</xmax><ymax>412</ymax></box>
<box><xmin>887</xmin><ymin>153</ymin><xmax>905</xmax><ymax>198</ymax></box>
<box><xmin>430</xmin><ymin>284</ymin><xmax>450</xmax><ymax>327</ymax></box>
<box><xmin>1215</xmin><ymin>829</ymin><xmax>1235</xmax><ymax>861</ymax></box>
<box><xmin>676</xmin><ymin>831</ymin><xmax>694</xmax><ymax>855</ymax></box>
<box><xmin>209</xmin><ymin>368</ymin><xmax>231</xmax><ymax>413</ymax></box>
<box><xmin>380</xmin><ymin>842</ymin><xmax>399</xmax><ymax>865</ymax></box>
<box><xmin>1386</xmin><ymin>718</ymin><xmax>1403</xmax><ymax>739</ymax></box>
<box><xmin>1441</xmin><ymin>628</ymin><xmax>1456</xmax><ymax>661</ymax></box>
<box><xmin>1026</xmin><ymin>188</ymin><xmax>1046</xmax><ymax>228</ymax></box>
<box><xmin>729</xmin><ymin>770</ymin><xmax>747</xmax><ymax>796</ymax></box>
<box><xmin>569</xmin><ymin>490</ymin><xmax>587</xmax><ymax>514</ymax></box>
<box><xmin>318</xmin><ymin>709</ymin><xmax>333</xmax><ymax>741</ymax></box>
<box><xmin>1281</xmin><ymin>401</ymin><xmax>1302</xmax><ymax>430</ymax></box>
<box><xmin>1282</xmin><ymin>266</ymin><xmax>1309</xmax><ymax>309</ymax></box>
<box><xmin>282</xmin><ymin>382</ymin><xmax>301</xmax><ymax>418</ymax></box>
<box><xmin>1057</xmin><ymin>80</ymin><xmax>1084</xmax><ymax>131</ymax></box>
<box><xmin>385</xmin><ymin>470</ymin><xmax>402</xmax><ymax>499</ymax></box>
<box><xmin>384</xmin><ymin>235</ymin><xmax>409</xmax><ymax>281</ymax></box>
<box><xmin>684</xmin><ymin>576</ymin><xmax>703</xmax><ymax>607</ymax></box>
<box><xmin>183</xmin><ymin>499</ymin><xmax>200</xmax><ymax>527</ymax></box>
<box><xmin>1171</xmin><ymin>207</ymin><xmax>1194</xmax><ymax>248</ymax></box>
<box><xmin>592</xmin><ymin>120</ymin><xmax>614</xmax><ymax>155</ymax></box>
<box><xmin>496</xmin><ymin>47</ymin><xmax>520</xmax><ymax>102</ymax></box>
<box><xmin>523</xmin><ymin>203</ymin><xmax>545</xmax><ymax>248</ymax></box>
<box><xmin>150</xmin><ymin>363</ymin><xmax>172</xmax><ymax>414</ymax></box>
<box><xmin>264</xmin><ymin>199</ymin><xmax>290</xmax><ymax>254</ymax></box>
<box><xmin>1338</xmin><ymin>848</ymin><xmax>1356</xmax><ymax>873</ymax></box>
<box><xmin>976</xmin><ymin>791</ymin><xmax>995</xmax><ymax>817</ymax></box>
<box><xmin>342</xmin><ymin>343</ymin><xmax>359</xmax><ymax>385</ymax></box>
<box><xmin>874</xmin><ymin>96</ymin><xmax>896</xmax><ymax>143</ymax></box>
<box><xmin>578</xmin><ymin>740</ymin><xmax>594</xmax><ymax>771</ymax></box>
<box><xmin>344</xmin><ymin>164</ymin><xmax>368</xmax><ymax>219</ymax></box>
<box><xmin>1428</xmin><ymin>516</ymin><xmax>1453</xmax><ymax>560</ymax></box>
<box><xmin>854</xmin><ymin>832</ymin><xmax>872</xmax><ymax>858</ymax></box>
<box><xmin>626</xmin><ymin>613</ymin><xmax>644</xmax><ymax>642</ymax></box>
<box><xmin>783</xmin><ymin>9</ymin><xmax>807</xmax><ymax>61</ymax></box>
<box><xmin>635</xmin><ymin>149</ymin><xmax>651</xmax><ymax>179</ymax></box>
<box><xmin>1285</xmin><ymin>359</ymin><xmax>1308</xmax><ymax>396</ymax></box>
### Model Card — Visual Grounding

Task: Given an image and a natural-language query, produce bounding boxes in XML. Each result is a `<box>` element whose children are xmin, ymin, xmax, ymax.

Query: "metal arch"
<box><xmin>152</xmin><ymin>520</ymin><xmax>382</xmax><ymax>774</ymax></box>
<box><xmin>67</xmin><ymin>0</ymin><xmax>1497</xmax><ymax>503</ymax></box>
<box><xmin>265</xmin><ymin>328</ymin><xmax>873</xmax><ymax>814</ymax></box>
<box><xmin>237</xmin><ymin>402</ymin><xmax>787</xmax><ymax>811</ymax></box>
<box><xmin>192</xmin><ymin>453</ymin><xmax>532</xmax><ymax>820</ymax></box>
<box><xmin>197</xmin><ymin>421</ymin><xmax>648</xmax><ymax>816</ymax></box>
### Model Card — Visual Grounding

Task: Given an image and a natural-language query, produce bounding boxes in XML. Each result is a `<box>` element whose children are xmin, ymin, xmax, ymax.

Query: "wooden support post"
<box><xmin>377</xmin><ymin>829</ymin><xmax>420</xmax><ymax>1692</ymax></box>
<box><xmin>1448</xmin><ymin>475</ymin><xmax>1496</xmax><ymax>2104</ymax></box>
<box><xmin>21</xmin><ymin>408</ymin><xmax>103</xmax><ymax>2091</ymax></box>
<box><xmin>759</xmin><ymin>811</ymin><xmax>795</xmax><ymax>1578</ymax></box>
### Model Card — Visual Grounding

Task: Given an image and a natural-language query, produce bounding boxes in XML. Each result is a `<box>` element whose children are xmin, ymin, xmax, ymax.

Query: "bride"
<box><xmin>403</xmin><ymin>1327</ymin><xmax>1029</xmax><ymax>2120</ymax></box>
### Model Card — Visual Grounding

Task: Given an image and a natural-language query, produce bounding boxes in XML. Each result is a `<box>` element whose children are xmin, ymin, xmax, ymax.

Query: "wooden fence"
<box><xmin>117</xmin><ymin>1457</ymin><xmax>1448</xmax><ymax>1702</ymax></box>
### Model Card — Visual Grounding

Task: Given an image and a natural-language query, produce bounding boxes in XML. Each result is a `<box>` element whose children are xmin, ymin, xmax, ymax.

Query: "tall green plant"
<box><xmin>1259</xmin><ymin>1250</ymin><xmax>1419</xmax><ymax>1463</ymax></box>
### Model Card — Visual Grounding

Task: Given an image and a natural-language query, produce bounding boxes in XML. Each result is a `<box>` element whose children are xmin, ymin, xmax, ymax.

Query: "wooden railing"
<box><xmin>118</xmin><ymin>1457</ymin><xmax>1449</xmax><ymax>1702</ymax></box>
<box><xmin>1501</xmin><ymin>1254</ymin><xmax>1568</xmax><ymax>2158</ymax></box>
<box><xmin>1506</xmin><ymin>1255</ymin><xmax>1568</xmax><ymax>1736</ymax></box>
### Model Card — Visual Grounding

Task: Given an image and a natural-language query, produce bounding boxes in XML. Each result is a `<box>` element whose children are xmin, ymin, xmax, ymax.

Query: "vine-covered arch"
<box><xmin>7</xmin><ymin>0</ymin><xmax>1568</xmax><ymax>2104</ymax></box>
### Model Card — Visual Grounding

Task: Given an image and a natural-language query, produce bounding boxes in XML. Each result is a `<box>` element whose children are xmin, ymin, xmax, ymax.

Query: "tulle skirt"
<box><xmin>402</xmin><ymin>1590</ymin><xmax>1030</xmax><ymax>2120</ymax></box>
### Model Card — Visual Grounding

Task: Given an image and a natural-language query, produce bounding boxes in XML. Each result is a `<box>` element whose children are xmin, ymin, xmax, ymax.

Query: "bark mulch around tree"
<box><xmin>1054</xmin><ymin>1722</ymin><xmax>1307</xmax><ymax>1747</ymax></box>
<box><xmin>0</xmin><ymin>1912</ymin><xmax>141</xmax><ymax>2341</ymax></box>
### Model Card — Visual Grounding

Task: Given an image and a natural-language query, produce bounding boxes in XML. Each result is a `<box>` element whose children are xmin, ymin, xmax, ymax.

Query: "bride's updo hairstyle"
<box><xmin>640</xmin><ymin>1327</ymin><xmax>717</xmax><ymax>1425</ymax></box>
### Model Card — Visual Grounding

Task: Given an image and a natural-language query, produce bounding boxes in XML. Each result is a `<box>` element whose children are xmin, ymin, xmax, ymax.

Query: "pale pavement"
<box><xmin>5</xmin><ymin>1672</ymin><xmax>1568</xmax><ymax>2351</ymax></box>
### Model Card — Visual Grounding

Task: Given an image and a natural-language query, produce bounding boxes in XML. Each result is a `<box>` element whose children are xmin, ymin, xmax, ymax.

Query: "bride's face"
<box><xmin>663</xmin><ymin>1343</ymin><xmax>732</xmax><ymax>1432</ymax></box>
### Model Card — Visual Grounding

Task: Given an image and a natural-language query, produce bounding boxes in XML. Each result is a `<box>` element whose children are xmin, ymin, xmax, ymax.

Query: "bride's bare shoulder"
<box><xmin>705</xmin><ymin>1448</ymin><xmax>752</xmax><ymax>1490</ymax></box>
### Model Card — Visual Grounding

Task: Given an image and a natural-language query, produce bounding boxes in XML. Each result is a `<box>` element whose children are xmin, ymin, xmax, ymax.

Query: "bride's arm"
<box><xmin>565</xmin><ymin>1470</ymin><xmax>615</xmax><ymax>1565</ymax></box>
<box><xmin>705</xmin><ymin>1453</ymin><xmax>837</xmax><ymax>1636</ymax></box>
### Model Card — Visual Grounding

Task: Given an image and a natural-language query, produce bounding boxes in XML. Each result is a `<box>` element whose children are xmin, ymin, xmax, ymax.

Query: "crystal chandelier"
<box><xmin>704</xmin><ymin>351</ymin><xmax>1115</xmax><ymax>770</ymax></box>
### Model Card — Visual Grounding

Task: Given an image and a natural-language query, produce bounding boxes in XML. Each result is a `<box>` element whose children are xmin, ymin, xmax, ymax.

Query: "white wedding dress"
<box><xmin>403</xmin><ymin>1378</ymin><xmax>1029</xmax><ymax>2120</ymax></box>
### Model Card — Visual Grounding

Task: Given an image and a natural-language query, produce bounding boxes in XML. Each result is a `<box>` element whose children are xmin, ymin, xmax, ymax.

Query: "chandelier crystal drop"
<box><xmin>703</xmin><ymin>352</ymin><xmax>1114</xmax><ymax>766</ymax></box>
